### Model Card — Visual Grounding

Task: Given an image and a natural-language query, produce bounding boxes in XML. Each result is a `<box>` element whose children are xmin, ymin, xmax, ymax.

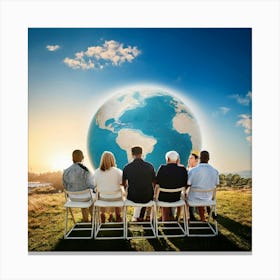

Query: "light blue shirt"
<box><xmin>63</xmin><ymin>163</ymin><xmax>94</xmax><ymax>192</ymax></box>
<box><xmin>187</xmin><ymin>163</ymin><xmax>219</xmax><ymax>201</ymax></box>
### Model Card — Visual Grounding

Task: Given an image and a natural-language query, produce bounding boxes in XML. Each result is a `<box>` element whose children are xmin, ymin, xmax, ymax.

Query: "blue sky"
<box><xmin>28</xmin><ymin>28</ymin><xmax>252</xmax><ymax>173</ymax></box>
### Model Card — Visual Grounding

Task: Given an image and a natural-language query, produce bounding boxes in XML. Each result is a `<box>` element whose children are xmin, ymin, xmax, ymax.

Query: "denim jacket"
<box><xmin>63</xmin><ymin>163</ymin><xmax>94</xmax><ymax>192</ymax></box>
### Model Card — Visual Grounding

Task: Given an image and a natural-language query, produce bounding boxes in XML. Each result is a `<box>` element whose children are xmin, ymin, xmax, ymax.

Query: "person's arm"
<box><xmin>120</xmin><ymin>185</ymin><xmax>127</xmax><ymax>199</ymax></box>
<box><xmin>154</xmin><ymin>184</ymin><xmax>160</xmax><ymax>200</ymax></box>
<box><xmin>62</xmin><ymin>171</ymin><xmax>66</xmax><ymax>188</ymax></box>
<box><xmin>62</xmin><ymin>170</ymin><xmax>69</xmax><ymax>191</ymax></box>
<box><xmin>122</xmin><ymin>167</ymin><xmax>128</xmax><ymax>189</ymax></box>
<box><xmin>152</xmin><ymin>167</ymin><xmax>157</xmax><ymax>188</ymax></box>
<box><xmin>117</xmin><ymin>169</ymin><xmax>126</xmax><ymax>198</ymax></box>
<box><xmin>181</xmin><ymin>168</ymin><xmax>188</xmax><ymax>199</ymax></box>
<box><xmin>216</xmin><ymin>170</ymin><xmax>220</xmax><ymax>185</ymax></box>
<box><xmin>187</xmin><ymin>168</ymin><xmax>193</xmax><ymax>186</ymax></box>
<box><xmin>155</xmin><ymin>165</ymin><xmax>163</xmax><ymax>186</ymax></box>
<box><xmin>184</xmin><ymin>168</ymin><xmax>189</xmax><ymax>188</ymax></box>
<box><xmin>212</xmin><ymin>170</ymin><xmax>219</xmax><ymax>199</ymax></box>
<box><xmin>186</xmin><ymin>169</ymin><xmax>193</xmax><ymax>198</ymax></box>
<box><xmin>86</xmin><ymin>170</ymin><xmax>95</xmax><ymax>191</ymax></box>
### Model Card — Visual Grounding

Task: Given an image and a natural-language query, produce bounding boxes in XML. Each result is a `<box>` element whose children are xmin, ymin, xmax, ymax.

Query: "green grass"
<box><xmin>216</xmin><ymin>188</ymin><xmax>251</xmax><ymax>250</ymax></box>
<box><xmin>28</xmin><ymin>187</ymin><xmax>251</xmax><ymax>252</ymax></box>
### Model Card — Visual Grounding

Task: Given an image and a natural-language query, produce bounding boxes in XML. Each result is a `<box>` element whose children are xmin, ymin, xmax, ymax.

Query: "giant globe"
<box><xmin>87</xmin><ymin>86</ymin><xmax>201</xmax><ymax>171</ymax></box>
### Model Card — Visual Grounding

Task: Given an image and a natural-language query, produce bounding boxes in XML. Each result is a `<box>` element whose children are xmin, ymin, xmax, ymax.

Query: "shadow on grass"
<box><xmin>217</xmin><ymin>214</ymin><xmax>252</xmax><ymax>243</ymax></box>
<box><xmin>147</xmin><ymin>233</ymin><xmax>243</xmax><ymax>252</ymax></box>
<box><xmin>54</xmin><ymin>238</ymin><xmax>136</xmax><ymax>252</ymax></box>
<box><xmin>52</xmin><ymin>220</ymin><xmax>251</xmax><ymax>252</ymax></box>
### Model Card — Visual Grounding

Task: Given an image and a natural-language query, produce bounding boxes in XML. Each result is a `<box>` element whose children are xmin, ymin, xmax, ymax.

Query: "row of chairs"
<box><xmin>64</xmin><ymin>187</ymin><xmax>218</xmax><ymax>240</ymax></box>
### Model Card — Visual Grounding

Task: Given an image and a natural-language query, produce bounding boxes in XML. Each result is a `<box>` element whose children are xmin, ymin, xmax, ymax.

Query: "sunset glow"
<box><xmin>51</xmin><ymin>154</ymin><xmax>72</xmax><ymax>171</ymax></box>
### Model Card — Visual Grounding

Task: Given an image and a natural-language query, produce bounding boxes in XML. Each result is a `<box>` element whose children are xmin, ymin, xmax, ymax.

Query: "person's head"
<box><xmin>165</xmin><ymin>150</ymin><xmax>180</xmax><ymax>164</ymax></box>
<box><xmin>72</xmin><ymin>149</ymin><xmax>84</xmax><ymax>163</ymax></box>
<box><xmin>99</xmin><ymin>151</ymin><xmax>116</xmax><ymax>171</ymax></box>
<box><xmin>200</xmin><ymin>150</ymin><xmax>210</xmax><ymax>163</ymax></box>
<box><xmin>131</xmin><ymin>146</ymin><xmax>142</xmax><ymax>159</ymax></box>
<box><xmin>188</xmin><ymin>151</ymin><xmax>199</xmax><ymax>168</ymax></box>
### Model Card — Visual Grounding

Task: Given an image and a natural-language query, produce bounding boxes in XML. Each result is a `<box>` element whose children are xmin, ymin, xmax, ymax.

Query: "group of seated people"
<box><xmin>63</xmin><ymin>147</ymin><xmax>219</xmax><ymax>223</ymax></box>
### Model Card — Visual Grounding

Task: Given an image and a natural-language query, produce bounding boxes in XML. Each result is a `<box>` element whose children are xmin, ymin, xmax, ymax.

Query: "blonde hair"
<box><xmin>99</xmin><ymin>151</ymin><xmax>116</xmax><ymax>171</ymax></box>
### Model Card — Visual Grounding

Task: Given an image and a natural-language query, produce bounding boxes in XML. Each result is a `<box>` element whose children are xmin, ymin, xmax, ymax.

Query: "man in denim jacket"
<box><xmin>63</xmin><ymin>150</ymin><xmax>94</xmax><ymax>222</ymax></box>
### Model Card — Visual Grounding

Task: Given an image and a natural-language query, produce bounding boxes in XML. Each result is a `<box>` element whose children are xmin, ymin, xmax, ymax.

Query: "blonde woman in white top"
<box><xmin>93</xmin><ymin>151</ymin><xmax>123</xmax><ymax>223</ymax></box>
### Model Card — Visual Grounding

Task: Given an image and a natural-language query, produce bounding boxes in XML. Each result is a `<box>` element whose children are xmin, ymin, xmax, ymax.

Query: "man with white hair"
<box><xmin>155</xmin><ymin>150</ymin><xmax>188</xmax><ymax>221</ymax></box>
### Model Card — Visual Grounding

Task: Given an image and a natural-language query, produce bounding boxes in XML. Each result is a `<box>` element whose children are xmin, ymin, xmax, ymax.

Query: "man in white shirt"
<box><xmin>63</xmin><ymin>150</ymin><xmax>94</xmax><ymax>222</ymax></box>
<box><xmin>187</xmin><ymin>150</ymin><xmax>219</xmax><ymax>221</ymax></box>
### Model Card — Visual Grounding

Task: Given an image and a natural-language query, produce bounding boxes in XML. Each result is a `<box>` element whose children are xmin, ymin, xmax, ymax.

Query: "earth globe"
<box><xmin>87</xmin><ymin>85</ymin><xmax>201</xmax><ymax>171</ymax></box>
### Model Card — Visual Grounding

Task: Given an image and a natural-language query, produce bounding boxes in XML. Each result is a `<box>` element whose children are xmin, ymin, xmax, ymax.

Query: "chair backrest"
<box><xmin>188</xmin><ymin>187</ymin><xmax>216</xmax><ymax>200</ymax></box>
<box><xmin>96</xmin><ymin>186</ymin><xmax>126</xmax><ymax>200</ymax></box>
<box><xmin>65</xmin><ymin>189</ymin><xmax>93</xmax><ymax>202</ymax></box>
<box><xmin>155</xmin><ymin>186</ymin><xmax>186</xmax><ymax>201</ymax></box>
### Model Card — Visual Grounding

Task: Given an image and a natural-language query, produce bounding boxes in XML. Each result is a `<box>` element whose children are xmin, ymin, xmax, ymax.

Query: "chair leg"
<box><xmin>155</xmin><ymin>205</ymin><xmax>158</xmax><ymax>236</ymax></box>
<box><xmin>91</xmin><ymin>206</ymin><xmax>95</xmax><ymax>238</ymax></box>
<box><xmin>153</xmin><ymin>205</ymin><xmax>157</xmax><ymax>236</ymax></box>
<box><xmin>64</xmin><ymin>207</ymin><xmax>68</xmax><ymax>239</ymax></box>
<box><xmin>122</xmin><ymin>206</ymin><xmax>126</xmax><ymax>239</ymax></box>
<box><xmin>94</xmin><ymin>207</ymin><xmax>99</xmax><ymax>239</ymax></box>
<box><xmin>69</xmin><ymin>208</ymin><xmax>76</xmax><ymax>224</ymax></box>
<box><xmin>213</xmin><ymin>206</ymin><xmax>218</xmax><ymax>235</ymax></box>
<box><xmin>125</xmin><ymin>206</ymin><xmax>128</xmax><ymax>239</ymax></box>
<box><xmin>183</xmin><ymin>205</ymin><xmax>187</xmax><ymax>235</ymax></box>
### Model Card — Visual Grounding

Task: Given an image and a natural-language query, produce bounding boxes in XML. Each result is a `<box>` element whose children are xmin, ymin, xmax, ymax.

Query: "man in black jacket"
<box><xmin>122</xmin><ymin>146</ymin><xmax>156</xmax><ymax>220</ymax></box>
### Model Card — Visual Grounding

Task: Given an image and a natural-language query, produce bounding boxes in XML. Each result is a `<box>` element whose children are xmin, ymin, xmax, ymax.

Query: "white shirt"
<box><xmin>93</xmin><ymin>167</ymin><xmax>123</xmax><ymax>199</ymax></box>
<box><xmin>187</xmin><ymin>163</ymin><xmax>219</xmax><ymax>201</ymax></box>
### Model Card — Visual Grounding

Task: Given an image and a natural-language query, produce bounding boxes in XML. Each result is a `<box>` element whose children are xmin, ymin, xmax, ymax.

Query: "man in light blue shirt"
<box><xmin>63</xmin><ymin>150</ymin><xmax>94</xmax><ymax>222</ymax></box>
<box><xmin>187</xmin><ymin>150</ymin><xmax>219</xmax><ymax>221</ymax></box>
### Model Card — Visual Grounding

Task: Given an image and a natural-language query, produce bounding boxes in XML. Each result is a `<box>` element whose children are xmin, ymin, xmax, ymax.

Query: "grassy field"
<box><xmin>28</xmin><ymin>187</ymin><xmax>251</xmax><ymax>252</ymax></box>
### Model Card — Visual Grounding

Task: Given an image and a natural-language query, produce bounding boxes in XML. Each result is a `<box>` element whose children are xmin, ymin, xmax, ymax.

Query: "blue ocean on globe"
<box><xmin>87</xmin><ymin>86</ymin><xmax>201</xmax><ymax>171</ymax></box>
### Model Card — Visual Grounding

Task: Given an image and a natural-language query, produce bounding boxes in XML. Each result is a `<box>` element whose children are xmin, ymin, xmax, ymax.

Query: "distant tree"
<box><xmin>232</xmin><ymin>174</ymin><xmax>241</xmax><ymax>185</ymax></box>
<box><xmin>238</xmin><ymin>177</ymin><xmax>248</xmax><ymax>186</ymax></box>
<box><xmin>247</xmin><ymin>178</ymin><xmax>252</xmax><ymax>187</ymax></box>
<box><xmin>218</xmin><ymin>174</ymin><xmax>227</xmax><ymax>187</ymax></box>
<box><xmin>28</xmin><ymin>171</ymin><xmax>63</xmax><ymax>191</ymax></box>
<box><xmin>217</xmin><ymin>173</ymin><xmax>252</xmax><ymax>188</ymax></box>
<box><xmin>226</xmin><ymin>173</ymin><xmax>233</xmax><ymax>186</ymax></box>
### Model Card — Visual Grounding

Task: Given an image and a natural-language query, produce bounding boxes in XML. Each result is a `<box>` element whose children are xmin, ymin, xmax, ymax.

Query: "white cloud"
<box><xmin>64</xmin><ymin>40</ymin><xmax>141</xmax><ymax>70</ymax></box>
<box><xmin>229</xmin><ymin>91</ymin><xmax>252</xmax><ymax>106</ymax></box>
<box><xmin>63</xmin><ymin>57</ymin><xmax>95</xmax><ymax>70</ymax></box>
<box><xmin>75</xmin><ymin>51</ymin><xmax>84</xmax><ymax>59</ymax></box>
<box><xmin>236</xmin><ymin>114</ymin><xmax>252</xmax><ymax>143</ymax></box>
<box><xmin>212</xmin><ymin>106</ymin><xmax>230</xmax><ymax>117</ymax></box>
<box><xmin>246</xmin><ymin>135</ymin><xmax>252</xmax><ymax>143</ymax></box>
<box><xmin>219</xmin><ymin>106</ymin><xmax>230</xmax><ymax>114</ymax></box>
<box><xmin>46</xmin><ymin>45</ymin><xmax>60</xmax><ymax>51</ymax></box>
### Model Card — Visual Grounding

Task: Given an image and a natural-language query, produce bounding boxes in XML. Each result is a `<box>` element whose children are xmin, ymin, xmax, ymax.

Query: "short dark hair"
<box><xmin>72</xmin><ymin>149</ymin><xmax>84</xmax><ymax>163</ymax></box>
<box><xmin>131</xmin><ymin>146</ymin><xmax>142</xmax><ymax>156</ymax></box>
<box><xmin>200</xmin><ymin>150</ymin><xmax>209</xmax><ymax>163</ymax></box>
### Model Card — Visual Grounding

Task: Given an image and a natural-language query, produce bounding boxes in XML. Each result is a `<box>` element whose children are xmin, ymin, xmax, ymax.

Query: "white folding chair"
<box><xmin>155</xmin><ymin>186</ymin><xmax>187</xmax><ymax>238</ymax></box>
<box><xmin>64</xmin><ymin>189</ymin><xmax>95</xmax><ymax>239</ymax></box>
<box><xmin>94</xmin><ymin>187</ymin><xmax>126</xmax><ymax>240</ymax></box>
<box><xmin>125</xmin><ymin>200</ymin><xmax>157</xmax><ymax>239</ymax></box>
<box><xmin>186</xmin><ymin>187</ymin><xmax>218</xmax><ymax>237</ymax></box>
